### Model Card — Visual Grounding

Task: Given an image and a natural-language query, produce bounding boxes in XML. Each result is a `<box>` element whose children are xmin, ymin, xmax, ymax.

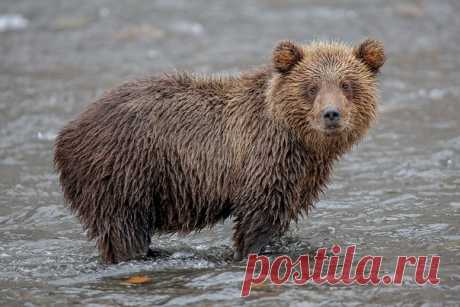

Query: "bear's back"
<box><xmin>54</xmin><ymin>74</ymin><xmax>251</xmax><ymax>233</ymax></box>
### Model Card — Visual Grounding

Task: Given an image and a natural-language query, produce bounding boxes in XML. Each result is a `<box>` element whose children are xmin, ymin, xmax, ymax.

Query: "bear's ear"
<box><xmin>273</xmin><ymin>41</ymin><xmax>304</xmax><ymax>74</ymax></box>
<box><xmin>354</xmin><ymin>39</ymin><xmax>385</xmax><ymax>74</ymax></box>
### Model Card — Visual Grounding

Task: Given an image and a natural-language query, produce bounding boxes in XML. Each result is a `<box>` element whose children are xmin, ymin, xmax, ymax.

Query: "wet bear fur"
<box><xmin>54</xmin><ymin>39</ymin><xmax>385</xmax><ymax>263</ymax></box>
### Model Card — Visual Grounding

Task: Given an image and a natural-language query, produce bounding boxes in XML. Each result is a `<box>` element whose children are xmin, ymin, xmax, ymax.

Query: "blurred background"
<box><xmin>0</xmin><ymin>0</ymin><xmax>459</xmax><ymax>306</ymax></box>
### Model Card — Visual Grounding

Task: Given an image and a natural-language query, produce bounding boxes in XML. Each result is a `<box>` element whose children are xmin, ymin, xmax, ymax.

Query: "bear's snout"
<box><xmin>322</xmin><ymin>107</ymin><xmax>341</xmax><ymax>128</ymax></box>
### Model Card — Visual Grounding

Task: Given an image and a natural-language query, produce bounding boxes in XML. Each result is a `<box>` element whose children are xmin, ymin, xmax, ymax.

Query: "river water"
<box><xmin>1</xmin><ymin>0</ymin><xmax>459</xmax><ymax>306</ymax></box>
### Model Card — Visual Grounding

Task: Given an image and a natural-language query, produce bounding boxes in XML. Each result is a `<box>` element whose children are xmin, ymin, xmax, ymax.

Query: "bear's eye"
<box><xmin>306</xmin><ymin>85</ymin><xmax>319</xmax><ymax>97</ymax></box>
<box><xmin>340</xmin><ymin>81</ymin><xmax>352</xmax><ymax>92</ymax></box>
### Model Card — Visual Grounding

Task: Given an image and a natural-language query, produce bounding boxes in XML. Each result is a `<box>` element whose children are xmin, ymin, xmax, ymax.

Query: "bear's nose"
<box><xmin>322</xmin><ymin>107</ymin><xmax>341</xmax><ymax>125</ymax></box>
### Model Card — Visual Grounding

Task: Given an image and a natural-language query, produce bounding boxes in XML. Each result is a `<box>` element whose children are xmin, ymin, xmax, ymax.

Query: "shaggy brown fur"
<box><xmin>54</xmin><ymin>39</ymin><xmax>385</xmax><ymax>263</ymax></box>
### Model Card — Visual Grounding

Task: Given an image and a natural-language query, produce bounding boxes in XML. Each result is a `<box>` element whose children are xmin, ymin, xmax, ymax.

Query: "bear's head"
<box><xmin>267</xmin><ymin>39</ymin><xmax>385</xmax><ymax>154</ymax></box>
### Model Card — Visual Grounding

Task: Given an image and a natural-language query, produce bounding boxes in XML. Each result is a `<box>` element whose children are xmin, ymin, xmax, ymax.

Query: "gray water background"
<box><xmin>0</xmin><ymin>0</ymin><xmax>459</xmax><ymax>306</ymax></box>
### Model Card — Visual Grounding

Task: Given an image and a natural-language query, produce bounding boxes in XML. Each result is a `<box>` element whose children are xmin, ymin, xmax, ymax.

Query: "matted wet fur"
<box><xmin>54</xmin><ymin>39</ymin><xmax>385</xmax><ymax>263</ymax></box>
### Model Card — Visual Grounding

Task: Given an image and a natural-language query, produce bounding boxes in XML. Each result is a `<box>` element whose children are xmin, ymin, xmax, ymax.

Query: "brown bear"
<box><xmin>54</xmin><ymin>39</ymin><xmax>385</xmax><ymax>263</ymax></box>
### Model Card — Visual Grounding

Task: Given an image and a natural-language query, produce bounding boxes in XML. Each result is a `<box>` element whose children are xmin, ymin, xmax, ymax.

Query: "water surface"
<box><xmin>1</xmin><ymin>0</ymin><xmax>459</xmax><ymax>305</ymax></box>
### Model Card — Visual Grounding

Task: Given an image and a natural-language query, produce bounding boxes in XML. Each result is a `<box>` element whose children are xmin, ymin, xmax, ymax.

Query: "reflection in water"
<box><xmin>0</xmin><ymin>0</ymin><xmax>459</xmax><ymax>305</ymax></box>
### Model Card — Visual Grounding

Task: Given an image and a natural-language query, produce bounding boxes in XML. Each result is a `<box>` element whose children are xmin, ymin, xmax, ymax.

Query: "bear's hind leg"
<box><xmin>95</xmin><ymin>210</ymin><xmax>154</xmax><ymax>264</ymax></box>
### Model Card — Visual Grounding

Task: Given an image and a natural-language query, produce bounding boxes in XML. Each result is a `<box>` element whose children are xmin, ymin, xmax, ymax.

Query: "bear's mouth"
<box><xmin>322</xmin><ymin>125</ymin><xmax>344</xmax><ymax>136</ymax></box>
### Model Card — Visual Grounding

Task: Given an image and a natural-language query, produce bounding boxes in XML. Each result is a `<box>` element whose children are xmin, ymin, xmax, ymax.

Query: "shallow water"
<box><xmin>1</xmin><ymin>0</ymin><xmax>459</xmax><ymax>306</ymax></box>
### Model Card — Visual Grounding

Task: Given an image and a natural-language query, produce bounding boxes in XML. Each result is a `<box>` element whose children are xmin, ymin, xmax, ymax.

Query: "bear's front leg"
<box><xmin>231</xmin><ymin>153</ymin><xmax>304</xmax><ymax>261</ymax></box>
<box><xmin>232</xmin><ymin>206</ymin><xmax>290</xmax><ymax>261</ymax></box>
